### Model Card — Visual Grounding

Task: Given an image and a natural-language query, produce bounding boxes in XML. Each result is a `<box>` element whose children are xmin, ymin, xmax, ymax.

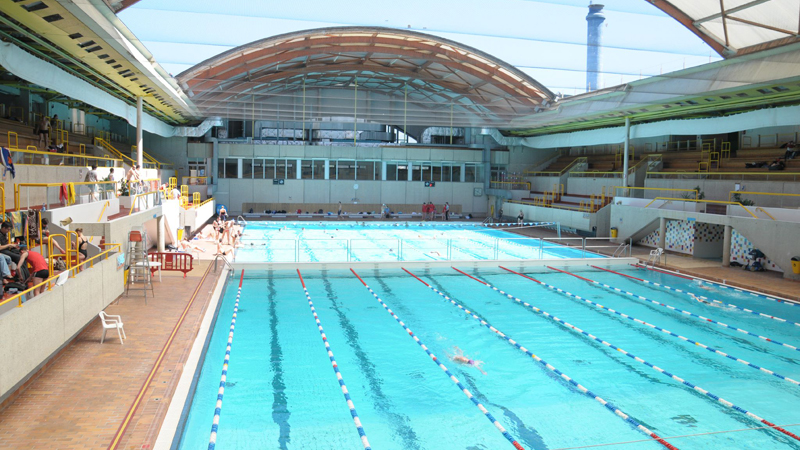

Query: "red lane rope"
<box><xmin>498</xmin><ymin>266</ymin><xmax>542</xmax><ymax>283</ymax></box>
<box><xmin>450</xmin><ymin>266</ymin><xmax>488</xmax><ymax>285</ymax></box>
<box><xmin>634</xmin><ymin>264</ymin><xmax>693</xmax><ymax>279</ymax></box>
<box><xmin>401</xmin><ymin>268</ymin><xmax>430</xmax><ymax>286</ymax></box>
<box><xmin>592</xmin><ymin>265</ymin><xmax>645</xmax><ymax>281</ymax></box>
<box><xmin>546</xmin><ymin>266</ymin><xmax>595</xmax><ymax>282</ymax></box>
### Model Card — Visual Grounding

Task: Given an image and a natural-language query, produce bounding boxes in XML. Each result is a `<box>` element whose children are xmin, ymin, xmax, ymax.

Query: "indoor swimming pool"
<box><xmin>177</xmin><ymin>264</ymin><xmax>800</xmax><ymax>450</ymax></box>
<box><xmin>234</xmin><ymin>222</ymin><xmax>602</xmax><ymax>262</ymax></box>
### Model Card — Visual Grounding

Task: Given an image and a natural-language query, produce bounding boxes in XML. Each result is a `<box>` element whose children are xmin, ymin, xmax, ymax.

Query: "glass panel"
<box><xmin>464</xmin><ymin>164</ymin><xmax>476</xmax><ymax>182</ymax></box>
<box><xmin>242</xmin><ymin>159</ymin><xmax>253</xmax><ymax>179</ymax></box>
<box><xmin>313</xmin><ymin>160</ymin><xmax>325</xmax><ymax>179</ymax></box>
<box><xmin>386</xmin><ymin>163</ymin><xmax>398</xmax><ymax>181</ymax></box>
<box><xmin>286</xmin><ymin>159</ymin><xmax>296</xmax><ymax>179</ymax></box>
<box><xmin>452</xmin><ymin>164</ymin><xmax>462</xmax><ymax>182</ymax></box>
<box><xmin>431</xmin><ymin>163</ymin><xmax>442</xmax><ymax>182</ymax></box>
<box><xmin>253</xmin><ymin>159</ymin><xmax>264</xmax><ymax>179</ymax></box>
<box><xmin>225</xmin><ymin>159</ymin><xmax>238</xmax><ymax>179</ymax></box>
<box><xmin>373</xmin><ymin>161</ymin><xmax>381</xmax><ymax>180</ymax></box>
<box><xmin>441</xmin><ymin>163</ymin><xmax>451</xmax><ymax>182</ymax></box>
<box><xmin>276</xmin><ymin>159</ymin><xmax>287</xmax><ymax>179</ymax></box>
<box><xmin>301</xmin><ymin>159</ymin><xmax>313</xmax><ymax>179</ymax></box>
<box><xmin>356</xmin><ymin>161</ymin><xmax>374</xmax><ymax>180</ymax></box>
<box><xmin>337</xmin><ymin>160</ymin><xmax>355</xmax><ymax>180</ymax></box>
<box><xmin>397</xmin><ymin>163</ymin><xmax>408</xmax><ymax>181</ymax></box>
<box><xmin>217</xmin><ymin>159</ymin><xmax>225</xmax><ymax>179</ymax></box>
<box><xmin>264</xmin><ymin>159</ymin><xmax>275</xmax><ymax>179</ymax></box>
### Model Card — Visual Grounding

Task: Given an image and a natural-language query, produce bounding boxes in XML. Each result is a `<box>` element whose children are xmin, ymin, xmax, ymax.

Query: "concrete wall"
<box><xmin>182</xmin><ymin>199</ymin><xmax>216</xmax><ymax>232</ymax></box>
<box><xmin>568</xmin><ymin>176</ymin><xmax>623</xmax><ymax>198</ymax></box>
<box><xmin>503</xmin><ymin>201</ymin><xmax>595</xmax><ymax>233</ymax></box>
<box><xmin>0</xmin><ymin>255</ymin><xmax>124</xmax><ymax>401</ymax></box>
<box><xmin>645</xmin><ymin>178</ymin><xmax>800</xmax><ymax>207</ymax></box>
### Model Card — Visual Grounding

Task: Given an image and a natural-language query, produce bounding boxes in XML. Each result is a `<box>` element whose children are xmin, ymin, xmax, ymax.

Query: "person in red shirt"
<box><xmin>18</xmin><ymin>244</ymin><xmax>49</xmax><ymax>295</ymax></box>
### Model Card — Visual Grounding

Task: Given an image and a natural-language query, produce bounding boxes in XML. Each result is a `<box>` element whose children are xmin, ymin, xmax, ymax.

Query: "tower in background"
<box><xmin>586</xmin><ymin>3</ymin><xmax>606</xmax><ymax>92</ymax></box>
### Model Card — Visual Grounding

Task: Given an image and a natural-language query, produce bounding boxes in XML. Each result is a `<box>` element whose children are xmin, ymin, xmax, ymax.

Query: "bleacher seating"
<box><xmin>0</xmin><ymin>117</ymin><xmax>127</xmax><ymax>160</ymax></box>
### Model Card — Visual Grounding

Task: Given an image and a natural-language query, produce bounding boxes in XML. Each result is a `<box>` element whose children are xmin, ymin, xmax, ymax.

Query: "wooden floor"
<box><xmin>0</xmin><ymin>260</ymin><xmax>221</xmax><ymax>450</ymax></box>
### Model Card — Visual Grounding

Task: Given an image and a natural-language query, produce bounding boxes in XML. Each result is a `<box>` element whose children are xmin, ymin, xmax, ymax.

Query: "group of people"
<box><xmin>421</xmin><ymin>202</ymin><xmax>451</xmax><ymax>221</ymax></box>
<box><xmin>188</xmin><ymin>208</ymin><xmax>242</xmax><ymax>257</ymax></box>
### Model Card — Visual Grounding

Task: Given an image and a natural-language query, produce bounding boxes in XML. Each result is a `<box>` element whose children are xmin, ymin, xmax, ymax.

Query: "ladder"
<box><xmin>612</xmin><ymin>243</ymin><xmax>628</xmax><ymax>257</ymax></box>
<box><xmin>125</xmin><ymin>227</ymin><xmax>154</xmax><ymax>302</ymax></box>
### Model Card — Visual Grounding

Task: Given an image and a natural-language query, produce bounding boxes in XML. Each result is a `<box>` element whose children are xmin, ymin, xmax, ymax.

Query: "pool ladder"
<box><xmin>612</xmin><ymin>243</ymin><xmax>628</xmax><ymax>257</ymax></box>
<box><xmin>213</xmin><ymin>254</ymin><xmax>235</xmax><ymax>278</ymax></box>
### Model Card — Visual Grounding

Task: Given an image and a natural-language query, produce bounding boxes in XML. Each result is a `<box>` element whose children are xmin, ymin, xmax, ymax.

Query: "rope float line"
<box><xmin>547</xmin><ymin>266</ymin><xmax>800</xmax><ymax>354</ymax></box>
<box><xmin>404</xmin><ymin>267</ymin><xmax>681</xmax><ymax>450</ymax></box>
<box><xmin>592</xmin><ymin>266</ymin><xmax>800</xmax><ymax>328</ymax></box>
<box><xmin>496</xmin><ymin>266</ymin><xmax>800</xmax><ymax>387</ymax></box>
<box><xmin>296</xmin><ymin>269</ymin><xmax>372</xmax><ymax>450</ymax></box>
<box><xmin>208</xmin><ymin>269</ymin><xmax>245</xmax><ymax>450</ymax></box>
<box><xmin>349</xmin><ymin>268</ymin><xmax>526</xmax><ymax>450</ymax></box>
<box><xmin>634</xmin><ymin>264</ymin><xmax>800</xmax><ymax>308</ymax></box>
<box><xmin>449</xmin><ymin>267</ymin><xmax>800</xmax><ymax>444</ymax></box>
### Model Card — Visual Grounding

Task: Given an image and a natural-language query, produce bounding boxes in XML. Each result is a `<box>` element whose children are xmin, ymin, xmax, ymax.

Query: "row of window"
<box><xmin>217</xmin><ymin>158</ymin><xmax>485</xmax><ymax>182</ymax></box>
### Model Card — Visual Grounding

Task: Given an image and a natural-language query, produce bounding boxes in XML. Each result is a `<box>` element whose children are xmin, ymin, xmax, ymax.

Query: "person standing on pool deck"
<box><xmin>517</xmin><ymin>210</ymin><xmax>524</xmax><ymax>225</ymax></box>
<box><xmin>337</xmin><ymin>201</ymin><xmax>343</xmax><ymax>220</ymax></box>
<box><xmin>444</xmin><ymin>202</ymin><xmax>450</xmax><ymax>221</ymax></box>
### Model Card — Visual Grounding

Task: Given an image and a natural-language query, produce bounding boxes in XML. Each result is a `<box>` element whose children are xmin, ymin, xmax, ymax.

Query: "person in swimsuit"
<box><xmin>74</xmin><ymin>228</ymin><xmax>88</xmax><ymax>264</ymax></box>
<box><xmin>448</xmin><ymin>346</ymin><xmax>486</xmax><ymax>375</ymax></box>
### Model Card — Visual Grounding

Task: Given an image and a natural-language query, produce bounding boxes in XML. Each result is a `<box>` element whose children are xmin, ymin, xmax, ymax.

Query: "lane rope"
<box><xmin>592</xmin><ymin>265</ymin><xmax>800</xmax><ymax>327</ymax></box>
<box><xmin>547</xmin><ymin>266</ymin><xmax>800</xmax><ymax>353</ymax></box>
<box><xmin>208</xmin><ymin>269</ymin><xmax>245</xmax><ymax>450</ymax></box>
<box><xmin>449</xmin><ymin>267</ymin><xmax>800</xmax><ymax>444</ymax></box>
<box><xmin>349</xmin><ymin>268</ymin><xmax>526</xmax><ymax>450</ymax></box>
<box><xmin>297</xmin><ymin>269</ymin><xmax>372</xmax><ymax>450</ymax></box>
<box><xmin>404</xmin><ymin>268</ymin><xmax>680</xmax><ymax>450</ymax></box>
<box><xmin>497</xmin><ymin>266</ymin><xmax>800</xmax><ymax>387</ymax></box>
<box><xmin>634</xmin><ymin>264</ymin><xmax>800</xmax><ymax>308</ymax></box>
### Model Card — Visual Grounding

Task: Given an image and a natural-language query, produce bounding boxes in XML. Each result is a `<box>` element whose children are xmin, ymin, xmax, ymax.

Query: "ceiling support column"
<box><xmin>136</xmin><ymin>96</ymin><xmax>143</xmax><ymax>167</ymax></box>
<box><xmin>622</xmin><ymin>116</ymin><xmax>631</xmax><ymax>187</ymax></box>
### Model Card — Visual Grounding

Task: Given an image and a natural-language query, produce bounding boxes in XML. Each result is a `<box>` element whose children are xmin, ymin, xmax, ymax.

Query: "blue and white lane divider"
<box><xmin>452</xmin><ymin>267</ymin><xmax>800</xmax><ymax>444</ymax></box>
<box><xmin>208</xmin><ymin>269</ymin><xmax>245</xmax><ymax>450</ymax></box>
<box><xmin>405</xmin><ymin>268</ymin><xmax>681</xmax><ymax>450</ymax></box>
<box><xmin>349</xmin><ymin>268</ymin><xmax>527</xmax><ymax>450</ymax></box>
<box><xmin>547</xmin><ymin>266</ymin><xmax>800</xmax><ymax>354</ymax></box>
<box><xmin>297</xmin><ymin>270</ymin><xmax>371</xmax><ymax>450</ymax></box>
<box><xmin>592</xmin><ymin>266</ymin><xmax>800</xmax><ymax>327</ymax></box>
<box><xmin>498</xmin><ymin>266</ymin><xmax>800</xmax><ymax>387</ymax></box>
<box><xmin>634</xmin><ymin>264</ymin><xmax>800</xmax><ymax>308</ymax></box>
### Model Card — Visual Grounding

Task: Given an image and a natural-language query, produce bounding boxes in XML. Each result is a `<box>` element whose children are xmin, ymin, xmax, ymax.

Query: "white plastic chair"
<box><xmin>99</xmin><ymin>311</ymin><xmax>126</xmax><ymax>344</ymax></box>
<box><xmin>648</xmin><ymin>248</ymin><xmax>664</xmax><ymax>267</ymax></box>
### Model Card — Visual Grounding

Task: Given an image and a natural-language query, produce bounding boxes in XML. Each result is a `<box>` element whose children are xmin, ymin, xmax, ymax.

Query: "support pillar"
<box><xmin>622</xmin><ymin>116</ymin><xmax>630</xmax><ymax>187</ymax></box>
<box><xmin>136</xmin><ymin>96</ymin><xmax>143</xmax><ymax>167</ymax></box>
<box><xmin>157</xmin><ymin>215</ymin><xmax>165</xmax><ymax>252</ymax></box>
<box><xmin>722</xmin><ymin>225</ymin><xmax>732</xmax><ymax>267</ymax></box>
<box><xmin>658</xmin><ymin>217</ymin><xmax>666</xmax><ymax>250</ymax></box>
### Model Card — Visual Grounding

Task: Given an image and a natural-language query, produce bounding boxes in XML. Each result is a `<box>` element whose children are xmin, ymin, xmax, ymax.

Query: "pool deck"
<box><xmin>0</xmin><ymin>219</ymin><xmax>796</xmax><ymax>450</ymax></box>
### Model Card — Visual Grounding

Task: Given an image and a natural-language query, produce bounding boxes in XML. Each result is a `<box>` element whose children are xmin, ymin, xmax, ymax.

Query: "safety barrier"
<box><xmin>297</xmin><ymin>270</ymin><xmax>371</xmax><ymax>449</ymax></box>
<box><xmin>349</xmin><ymin>268</ymin><xmax>526</xmax><ymax>450</ymax></box>
<box><xmin>9</xmin><ymin>147</ymin><xmax>122</xmax><ymax>167</ymax></box>
<box><xmin>643</xmin><ymin>197</ymin><xmax>758</xmax><ymax>219</ymax></box>
<box><xmin>489</xmin><ymin>180</ymin><xmax>531</xmax><ymax>191</ymax></box>
<box><xmin>451</xmin><ymin>267</ymin><xmax>799</xmax><ymax>444</ymax></box>
<box><xmin>498</xmin><ymin>266</ymin><xmax>799</xmax><ymax>386</ymax></box>
<box><xmin>446</xmin><ymin>267</ymin><xmax>677</xmax><ymax>450</ymax></box>
<box><xmin>207</xmin><ymin>270</ymin><xmax>244</xmax><ymax>450</ymax></box>
<box><xmin>613</xmin><ymin>186</ymin><xmax>698</xmax><ymax>200</ymax></box>
<box><xmin>547</xmin><ymin>266</ymin><xmax>800</xmax><ymax>353</ymax></box>
<box><xmin>14</xmin><ymin>181</ymin><xmax>118</xmax><ymax>211</ymax></box>
<box><xmin>524</xmin><ymin>157</ymin><xmax>587</xmax><ymax>177</ymax></box>
<box><xmin>591</xmin><ymin>265</ymin><xmax>800</xmax><ymax>327</ymax></box>
<box><xmin>148</xmin><ymin>252</ymin><xmax>194</xmax><ymax>278</ymax></box>
<box><xmin>634</xmin><ymin>264</ymin><xmax>800</xmax><ymax>308</ymax></box>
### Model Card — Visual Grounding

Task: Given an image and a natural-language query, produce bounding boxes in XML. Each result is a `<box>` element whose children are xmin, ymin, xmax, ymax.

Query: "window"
<box><xmin>464</xmin><ymin>163</ymin><xmax>483</xmax><ymax>183</ymax></box>
<box><xmin>313</xmin><ymin>160</ymin><xmax>326</xmax><ymax>179</ymax></box>
<box><xmin>242</xmin><ymin>159</ymin><xmax>253</xmax><ymax>179</ymax></box>
<box><xmin>386</xmin><ymin>163</ymin><xmax>398</xmax><ymax>181</ymax></box>
<box><xmin>397</xmin><ymin>163</ymin><xmax>408</xmax><ymax>181</ymax></box>
<box><xmin>451</xmin><ymin>164</ymin><xmax>462</xmax><ymax>182</ymax></box>
<box><xmin>441</xmin><ymin>163</ymin><xmax>452</xmax><ymax>182</ymax></box>
<box><xmin>301</xmin><ymin>159</ymin><xmax>313</xmax><ymax>179</ymax></box>
<box><xmin>264</xmin><ymin>159</ymin><xmax>276</xmax><ymax>179</ymax></box>
<box><xmin>337</xmin><ymin>160</ymin><xmax>355</xmax><ymax>180</ymax></box>
<box><xmin>276</xmin><ymin>159</ymin><xmax>287</xmax><ymax>179</ymax></box>
<box><xmin>224</xmin><ymin>159</ymin><xmax>238</xmax><ymax>178</ymax></box>
<box><xmin>413</xmin><ymin>162</ymin><xmax>431</xmax><ymax>181</ymax></box>
<box><xmin>253</xmin><ymin>159</ymin><xmax>265</xmax><ymax>179</ymax></box>
<box><xmin>356</xmin><ymin>161</ymin><xmax>376</xmax><ymax>180</ymax></box>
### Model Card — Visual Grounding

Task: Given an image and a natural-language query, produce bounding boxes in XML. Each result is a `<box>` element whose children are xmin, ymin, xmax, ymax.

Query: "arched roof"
<box><xmin>648</xmin><ymin>0</ymin><xmax>800</xmax><ymax>57</ymax></box>
<box><xmin>176</xmin><ymin>27</ymin><xmax>554</xmax><ymax>128</ymax></box>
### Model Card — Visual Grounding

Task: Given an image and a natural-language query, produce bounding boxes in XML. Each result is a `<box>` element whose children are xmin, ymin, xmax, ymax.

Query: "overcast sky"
<box><xmin>120</xmin><ymin>0</ymin><xmax>721</xmax><ymax>95</ymax></box>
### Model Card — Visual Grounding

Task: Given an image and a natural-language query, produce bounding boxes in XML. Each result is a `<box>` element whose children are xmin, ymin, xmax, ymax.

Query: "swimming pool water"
<box><xmin>178</xmin><ymin>265</ymin><xmax>800</xmax><ymax>450</ymax></box>
<box><xmin>233</xmin><ymin>222</ymin><xmax>600</xmax><ymax>262</ymax></box>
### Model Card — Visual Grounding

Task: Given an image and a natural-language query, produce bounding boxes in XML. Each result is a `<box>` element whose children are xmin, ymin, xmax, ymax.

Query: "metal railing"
<box><xmin>182</xmin><ymin>176</ymin><xmax>209</xmax><ymax>185</ymax></box>
<box><xmin>727</xmin><ymin>190</ymin><xmax>800</xmax><ymax>204</ymax></box>
<box><xmin>128</xmin><ymin>190</ymin><xmax>163</xmax><ymax>215</ymax></box>
<box><xmin>643</xmin><ymin>197</ymin><xmax>758</xmax><ymax>219</ymax></box>
<box><xmin>0</xmin><ymin>243</ymin><xmax>121</xmax><ymax>308</ymax></box>
<box><xmin>489</xmin><ymin>180</ymin><xmax>531</xmax><ymax>190</ymax></box>
<box><xmin>524</xmin><ymin>157</ymin><xmax>587</xmax><ymax>177</ymax></box>
<box><xmin>613</xmin><ymin>186</ymin><xmax>699</xmax><ymax>200</ymax></box>
<box><xmin>15</xmin><ymin>181</ymin><xmax>119</xmax><ymax>211</ymax></box>
<box><xmin>9</xmin><ymin>147</ymin><xmax>122</xmax><ymax>167</ymax></box>
<box><xmin>505</xmin><ymin>198</ymin><xmax>593</xmax><ymax>213</ymax></box>
<box><xmin>647</xmin><ymin>171</ymin><xmax>800</xmax><ymax>181</ymax></box>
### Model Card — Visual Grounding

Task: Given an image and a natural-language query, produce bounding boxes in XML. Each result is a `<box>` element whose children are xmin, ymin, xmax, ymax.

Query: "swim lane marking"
<box><xmin>296</xmin><ymin>269</ymin><xmax>371</xmax><ymax>450</ymax></box>
<box><xmin>496</xmin><ymin>266</ymin><xmax>799</xmax><ymax>387</ymax></box>
<box><xmin>547</xmin><ymin>266</ymin><xmax>800</xmax><ymax>353</ymax></box>
<box><xmin>208</xmin><ymin>270</ymin><xmax>245</xmax><ymax>450</ymax></box>
<box><xmin>591</xmin><ymin>265</ymin><xmax>800</xmax><ymax>327</ymax></box>
<box><xmin>449</xmin><ymin>267</ymin><xmax>800</xmax><ymax>444</ymax></box>
<box><xmin>349</xmin><ymin>268</ymin><xmax>527</xmax><ymax>450</ymax></box>
<box><xmin>403</xmin><ymin>267</ymin><xmax>680</xmax><ymax>450</ymax></box>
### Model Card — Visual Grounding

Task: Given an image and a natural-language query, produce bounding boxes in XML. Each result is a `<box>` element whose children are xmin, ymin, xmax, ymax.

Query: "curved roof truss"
<box><xmin>177</xmin><ymin>27</ymin><xmax>554</xmax><ymax>128</ymax></box>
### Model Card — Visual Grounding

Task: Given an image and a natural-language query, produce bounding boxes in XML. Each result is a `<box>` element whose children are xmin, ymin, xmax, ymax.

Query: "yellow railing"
<box><xmin>614</xmin><ymin>186</ymin><xmax>699</xmax><ymax>199</ymax></box>
<box><xmin>0</xmin><ymin>243</ymin><xmax>121</xmax><ymax>308</ymax></box>
<box><xmin>643</xmin><ymin>197</ymin><xmax>758</xmax><ymax>219</ymax></box>
<box><xmin>197</xmin><ymin>197</ymin><xmax>215</xmax><ymax>208</ymax></box>
<box><xmin>755</xmin><ymin>207</ymin><xmax>776</xmax><ymax>221</ymax></box>
<box><xmin>489</xmin><ymin>181</ymin><xmax>531</xmax><ymax>191</ymax></box>
<box><xmin>507</xmin><ymin>198</ymin><xmax>592</xmax><ymax>213</ymax></box>
<box><xmin>181</xmin><ymin>176</ymin><xmax>209</xmax><ymax>185</ymax></box>
<box><xmin>14</xmin><ymin>181</ymin><xmax>118</xmax><ymax>210</ymax></box>
<box><xmin>180</xmin><ymin>184</ymin><xmax>188</xmax><ymax>200</ymax></box>
<box><xmin>0</xmin><ymin>184</ymin><xmax>4</xmax><ymax>213</ymax></box>
<box><xmin>88</xmin><ymin>201</ymin><xmax>110</xmax><ymax>244</ymax></box>
<box><xmin>169</xmin><ymin>177</ymin><xmax>177</xmax><ymax>190</ymax></box>
<box><xmin>132</xmin><ymin>144</ymin><xmax>167</xmax><ymax>168</ymax></box>
<box><xmin>570</xmin><ymin>171</ymin><xmax>622</xmax><ymax>178</ymax></box>
<box><xmin>647</xmin><ymin>171</ymin><xmax>800</xmax><ymax>180</ymax></box>
<box><xmin>192</xmin><ymin>192</ymin><xmax>201</xmax><ymax>205</ymax></box>
<box><xmin>10</xmin><ymin>147</ymin><xmax>122</xmax><ymax>167</ymax></box>
<box><xmin>727</xmin><ymin>191</ymin><xmax>800</xmax><ymax>202</ymax></box>
<box><xmin>128</xmin><ymin>190</ymin><xmax>162</xmax><ymax>215</ymax></box>
<box><xmin>7</xmin><ymin>131</ymin><xmax>19</xmax><ymax>149</ymax></box>
<box><xmin>525</xmin><ymin>157</ymin><xmax>587</xmax><ymax>177</ymax></box>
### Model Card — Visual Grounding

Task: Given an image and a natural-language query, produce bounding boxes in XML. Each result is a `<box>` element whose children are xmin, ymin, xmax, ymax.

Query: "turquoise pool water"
<box><xmin>178</xmin><ymin>265</ymin><xmax>800</xmax><ymax>450</ymax></box>
<box><xmin>234</xmin><ymin>222</ymin><xmax>600</xmax><ymax>262</ymax></box>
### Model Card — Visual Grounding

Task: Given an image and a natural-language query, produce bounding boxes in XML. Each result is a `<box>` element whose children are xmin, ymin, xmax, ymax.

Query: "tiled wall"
<box><xmin>730</xmin><ymin>229</ymin><xmax>783</xmax><ymax>272</ymax></box>
<box><xmin>695</xmin><ymin>222</ymin><xmax>725</xmax><ymax>242</ymax></box>
<box><xmin>638</xmin><ymin>220</ymin><xmax>694</xmax><ymax>255</ymax></box>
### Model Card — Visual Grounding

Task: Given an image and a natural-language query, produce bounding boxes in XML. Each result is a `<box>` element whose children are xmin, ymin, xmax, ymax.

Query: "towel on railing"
<box><xmin>1</xmin><ymin>147</ymin><xmax>14</xmax><ymax>179</ymax></box>
<box><xmin>67</xmin><ymin>182</ymin><xmax>76</xmax><ymax>205</ymax></box>
<box><xmin>59</xmin><ymin>183</ymin><xmax>68</xmax><ymax>205</ymax></box>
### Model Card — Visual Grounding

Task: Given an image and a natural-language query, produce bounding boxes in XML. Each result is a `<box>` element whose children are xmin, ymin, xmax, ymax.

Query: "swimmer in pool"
<box><xmin>448</xmin><ymin>346</ymin><xmax>486</xmax><ymax>375</ymax></box>
<box><xmin>690</xmin><ymin>293</ymin><xmax>718</xmax><ymax>306</ymax></box>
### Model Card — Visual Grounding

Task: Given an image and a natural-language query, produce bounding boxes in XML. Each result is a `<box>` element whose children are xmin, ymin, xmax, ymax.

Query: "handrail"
<box><xmin>9</xmin><ymin>147</ymin><xmax>122</xmax><ymax>166</ymax></box>
<box><xmin>0</xmin><ymin>242</ymin><xmax>121</xmax><ymax>308</ymax></box>
<box><xmin>524</xmin><ymin>157</ymin><xmax>587</xmax><ymax>176</ymax></box>
<box><xmin>727</xmin><ymin>190</ymin><xmax>800</xmax><ymax>202</ymax></box>
<box><xmin>89</xmin><ymin>201</ymin><xmax>110</xmax><ymax>244</ymax></box>
<box><xmin>755</xmin><ymin>207</ymin><xmax>776</xmax><ymax>221</ymax></box>
<box><xmin>94</xmin><ymin>137</ymin><xmax>135</xmax><ymax>165</ymax></box>
<box><xmin>489</xmin><ymin>180</ymin><xmax>531</xmax><ymax>190</ymax></box>
<box><xmin>181</xmin><ymin>176</ymin><xmax>209</xmax><ymax>185</ymax></box>
<box><xmin>197</xmin><ymin>197</ymin><xmax>215</xmax><ymax>208</ymax></box>
<box><xmin>14</xmin><ymin>181</ymin><xmax>118</xmax><ymax>210</ymax></box>
<box><xmin>627</xmin><ymin>154</ymin><xmax>662</xmax><ymax>174</ymax></box>
<box><xmin>213</xmin><ymin>254</ymin><xmax>235</xmax><ymax>276</ymax></box>
<box><xmin>643</xmin><ymin>197</ymin><xmax>758</xmax><ymax>219</ymax></box>
<box><xmin>0</xmin><ymin>184</ymin><xmax>4</xmax><ymax>213</ymax></box>
<box><xmin>128</xmin><ymin>190</ymin><xmax>162</xmax><ymax>215</ymax></box>
<box><xmin>648</xmin><ymin>171</ymin><xmax>800</xmax><ymax>178</ymax></box>
<box><xmin>613</xmin><ymin>186</ymin><xmax>698</xmax><ymax>199</ymax></box>
<box><xmin>506</xmin><ymin>198</ymin><xmax>592</xmax><ymax>213</ymax></box>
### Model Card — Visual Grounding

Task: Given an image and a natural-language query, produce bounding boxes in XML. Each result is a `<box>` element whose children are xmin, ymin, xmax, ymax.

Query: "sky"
<box><xmin>119</xmin><ymin>0</ymin><xmax>722</xmax><ymax>96</ymax></box>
